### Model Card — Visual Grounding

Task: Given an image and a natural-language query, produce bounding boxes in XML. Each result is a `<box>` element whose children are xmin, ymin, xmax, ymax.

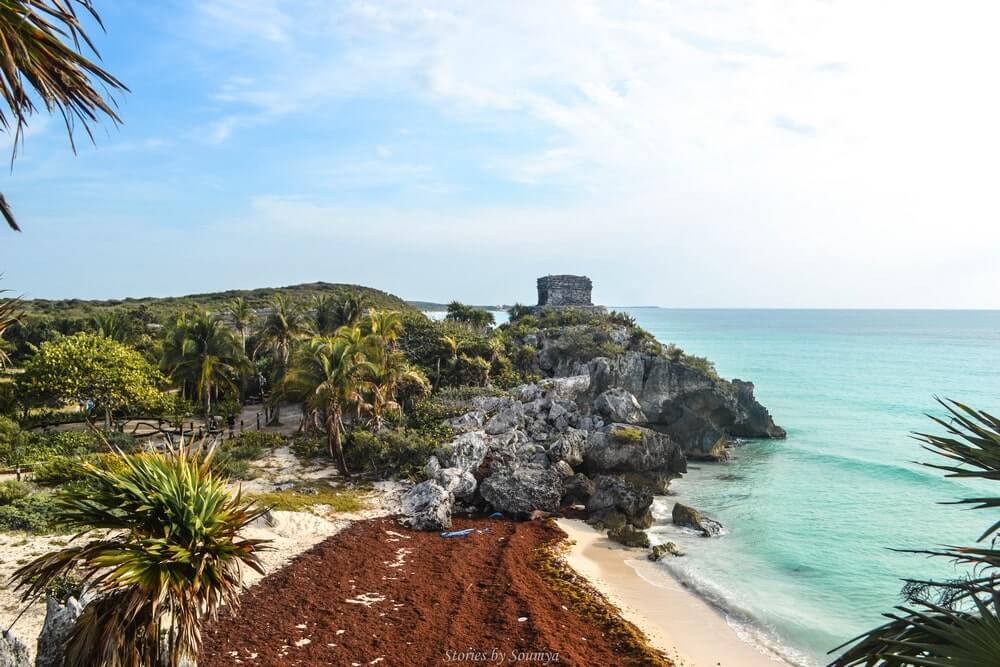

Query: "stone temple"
<box><xmin>536</xmin><ymin>274</ymin><xmax>593</xmax><ymax>307</ymax></box>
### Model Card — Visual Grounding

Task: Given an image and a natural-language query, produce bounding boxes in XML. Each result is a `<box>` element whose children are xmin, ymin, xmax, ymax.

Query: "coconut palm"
<box><xmin>11</xmin><ymin>441</ymin><xmax>269</xmax><ymax>667</ymax></box>
<box><xmin>0</xmin><ymin>287</ymin><xmax>22</xmax><ymax>368</ymax></box>
<box><xmin>161</xmin><ymin>312</ymin><xmax>249</xmax><ymax>418</ymax></box>
<box><xmin>281</xmin><ymin>329</ymin><xmax>373</xmax><ymax>477</ymax></box>
<box><xmin>830</xmin><ymin>399</ymin><xmax>1000</xmax><ymax>666</ymax></box>
<box><xmin>225</xmin><ymin>296</ymin><xmax>257</xmax><ymax>355</ymax></box>
<box><xmin>255</xmin><ymin>295</ymin><xmax>312</xmax><ymax>377</ymax></box>
<box><xmin>367</xmin><ymin>348</ymin><xmax>429</xmax><ymax>433</ymax></box>
<box><xmin>0</xmin><ymin>0</ymin><xmax>128</xmax><ymax>232</ymax></box>
<box><xmin>92</xmin><ymin>310</ymin><xmax>134</xmax><ymax>343</ymax></box>
<box><xmin>364</xmin><ymin>308</ymin><xmax>404</xmax><ymax>347</ymax></box>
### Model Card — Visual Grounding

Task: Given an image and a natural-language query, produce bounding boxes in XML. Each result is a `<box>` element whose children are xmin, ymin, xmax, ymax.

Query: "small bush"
<box><xmin>0</xmin><ymin>480</ymin><xmax>31</xmax><ymax>505</ymax></box>
<box><xmin>251</xmin><ymin>484</ymin><xmax>366</xmax><ymax>513</ymax></box>
<box><xmin>347</xmin><ymin>428</ymin><xmax>439</xmax><ymax>480</ymax></box>
<box><xmin>289</xmin><ymin>434</ymin><xmax>323</xmax><ymax>461</ymax></box>
<box><xmin>0</xmin><ymin>493</ymin><xmax>60</xmax><ymax>533</ymax></box>
<box><xmin>32</xmin><ymin>453</ymin><xmax>129</xmax><ymax>487</ymax></box>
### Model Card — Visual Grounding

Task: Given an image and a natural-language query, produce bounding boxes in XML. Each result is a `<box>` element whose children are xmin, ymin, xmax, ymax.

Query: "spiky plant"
<box><xmin>830</xmin><ymin>399</ymin><xmax>1000</xmax><ymax>666</ymax></box>
<box><xmin>0</xmin><ymin>0</ymin><xmax>127</xmax><ymax>231</ymax></box>
<box><xmin>0</xmin><ymin>286</ymin><xmax>22</xmax><ymax>367</ymax></box>
<box><xmin>10</xmin><ymin>441</ymin><xmax>269</xmax><ymax>667</ymax></box>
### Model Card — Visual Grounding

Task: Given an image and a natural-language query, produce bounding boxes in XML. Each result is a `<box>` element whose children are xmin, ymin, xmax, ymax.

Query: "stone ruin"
<box><xmin>536</xmin><ymin>275</ymin><xmax>593</xmax><ymax>307</ymax></box>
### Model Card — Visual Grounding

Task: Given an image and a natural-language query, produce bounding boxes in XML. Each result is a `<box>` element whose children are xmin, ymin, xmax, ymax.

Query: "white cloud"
<box><xmin>186</xmin><ymin>0</ymin><xmax>1000</xmax><ymax>307</ymax></box>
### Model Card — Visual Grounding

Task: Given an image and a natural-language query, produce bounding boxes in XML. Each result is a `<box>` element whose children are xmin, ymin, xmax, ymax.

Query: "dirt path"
<box><xmin>200</xmin><ymin>516</ymin><xmax>659</xmax><ymax>666</ymax></box>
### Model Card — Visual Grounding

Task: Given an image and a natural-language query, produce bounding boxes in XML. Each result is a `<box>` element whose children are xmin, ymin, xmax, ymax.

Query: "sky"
<box><xmin>1</xmin><ymin>0</ymin><xmax>999</xmax><ymax>308</ymax></box>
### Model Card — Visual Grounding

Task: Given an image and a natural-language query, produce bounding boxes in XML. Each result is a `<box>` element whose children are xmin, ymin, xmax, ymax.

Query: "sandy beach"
<box><xmin>557</xmin><ymin>518</ymin><xmax>795</xmax><ymax>667</ymax></box>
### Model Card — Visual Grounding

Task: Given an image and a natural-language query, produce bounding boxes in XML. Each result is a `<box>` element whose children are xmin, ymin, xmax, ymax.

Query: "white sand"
<box><xmin>557</xmin><ymin>519</ymin><xmax>794</xmax><ymax>667</ymax></box>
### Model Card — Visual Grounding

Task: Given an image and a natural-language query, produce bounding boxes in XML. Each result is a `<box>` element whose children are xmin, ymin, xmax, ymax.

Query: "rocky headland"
<box><xmin>402</xmin><ymin>304</ymin><xmax>784</xmax><ymax>547</ymax></box>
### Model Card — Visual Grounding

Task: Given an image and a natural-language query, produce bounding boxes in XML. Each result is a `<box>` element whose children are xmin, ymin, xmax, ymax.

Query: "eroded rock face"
<box><xmin>0</xmin><ymin>631</ymin><xmax>30</xmax><ymax>667</ymax></box>
<box><xmin>479</xmin><ymin>464</ymin><xmax>562</xmax><ymax>514</ymax></box>
<box><xmin>672</xmin><ymin>502</ymin><xmax>724</xmax><ymax>537</ymax></box>
<box><xmin>583</xmin><ymin>424</ymin><xmax>686</xmax><ymax>479</ymax></box>
<box><xmin>588</xmin><ymin>352</ymin><xmax>784</xmax><ymax>460</ymax></box>
<box><xmin>401</xmin><ymin>480</ymin><xmax>452</xmax><ymax>531</ymax></box>
<box><xmin>562</xmin><ymin>473</ymin><xmax>596</xmax><ymax>505</ymax></box>
<box><xmin>593</xmin><ymin>388</ymin><xmax>645</xmax><ymax>424</ymax></box>
<box><xmin>607</xmin><ymin>524</ymin><xmax>650</xmax><ymax>548</ymax></box>
<box><xmin>648</xmin><ymin>542</ymin><xmax>685</xmax><ymax>560</ymax></box>
<box><xmin>586</xmin><ymin>475</ymin><xmax>653</xmax><ymax>530</ymax></box>
<box><xmin>440</xmin><ymin>431</ymin><xmax>490</xmax><ymax>472</ymax></box>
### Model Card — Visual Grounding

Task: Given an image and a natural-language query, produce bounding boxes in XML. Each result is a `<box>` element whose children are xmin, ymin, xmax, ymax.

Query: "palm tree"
<box><xmin>830</xmin><ymin>399</ymin><xmax>1000</xmax><ymax>666</ymax></box>
<box><xmin>368</xmin><ymin>348</ymin><xmax>429</xmax><ymax>432</ymax></box>
<box><xmin>225</xmin><ymin>296</ymin><xmax>257</xmax><ymax>355</ymax></box>
<box><xmin>332</xmin><ymin>292</ymin><xmax>367</xmax><ymax>329</ymax></box>
<box><xmin>364</xmin><ymin>308</ymin><xmax>404</xmax><ymax>347</ymax></box>
<box><xmin>11</xmin><ymin>441</ymin><xmax>268</xmax><ymax>667</ymax></box>
<box><xmin>161</xmin><ymin>312</ymin><xmax>249</xmax><ymax>418</ymax></box>
<box><xmin>92</xmin><ymin>310</ymin><xmax>133</xmax><ymax>343</ymax></box>
<box><xmin>255</xmin><ymin>295</ymin><xmax>312</xmax><ymax>376</ymax></box>
<box><xmin>0</xmin><ymin>1</ymin><xmax>128</xmax><ymax>232</ymax></box>
<box><xmin>281</xmin><ymin>330</ymin><xmax>373</xmax><ymax>477</ymax></box>
<box><xmin>0</xmin><ymin>286</ymin><xmax>22</xmax><ymax>368</ymax></box>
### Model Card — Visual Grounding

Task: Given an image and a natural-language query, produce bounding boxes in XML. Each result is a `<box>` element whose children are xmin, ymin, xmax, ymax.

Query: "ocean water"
<box><xmin>618</xmin><ymin>309</ymin><xmax>1000</xmax><ymax>665</ymax></box>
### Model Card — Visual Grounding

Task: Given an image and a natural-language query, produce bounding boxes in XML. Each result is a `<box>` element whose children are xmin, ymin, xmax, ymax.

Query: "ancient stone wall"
<box><xmin>537</xmin><ymin>275</ymin><xmax>593</xmax><ymax>306</ymax></box>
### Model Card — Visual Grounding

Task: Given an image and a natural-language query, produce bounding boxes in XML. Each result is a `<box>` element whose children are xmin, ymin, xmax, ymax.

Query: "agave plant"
<box><xmin>0</xmin><ymin>0</ymin><xmax>128</xmax><ymax>231</ymax></box>
<box><xmin>11</xmin><ymin>441</ymin><xmax>269</xmax><ymax>667</ymax></box>
<box><xmin>830</xmin><ymin>399</ymin><xmax>1000</xmax><ymax>666</ymax></box>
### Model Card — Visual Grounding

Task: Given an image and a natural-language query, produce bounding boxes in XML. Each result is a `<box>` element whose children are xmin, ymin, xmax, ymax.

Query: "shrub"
<box><xmin>347</xmin><ymin>428</ymin><xmax>439</xmax><ymax>480</ymax></box>
<box><xmin>33</xmin><ymin>453</ymin><xmax>129</xmax><ymax>487</ymax></box>
<box><xmin>0</xmin><ymin>492</ymin><xmax>60</xmax><ymax>533</ymax></box>
<box><xmin>289</xmin><ymin>434</ymin><xmax>323</xmax><ymax>460</ymax></box>
<box><xmin>0</xmin><ymin>479</ymin><xmax>31</xmax><ymax>505</ymax></box>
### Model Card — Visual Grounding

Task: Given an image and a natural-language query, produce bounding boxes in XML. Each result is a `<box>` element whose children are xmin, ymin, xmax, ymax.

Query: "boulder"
<box><xmin>586</xmin><ymin>475</ymin><xmax>653</xmax><ymax>530</ymax></box>
<box><xmin>433</xmin><ymin>467</ymin><xmax>477</xmax><ymax>500</ymax></box>
<box><xmin>36</xmin><ymin>593</ymin><xmax>89</xmax><ymax>667</ymax></box>
<box><xmin>583</xmin><ymin>424</ymin><xmax>686</xmax><ymax>477</ymax></box>
<box><xmin>648</xmin><ymin>542</ymin><xmax>685</xmax><ymax>561</ymax></box>
<box><xmin>448</xmin><ymin>410</ymin><xmax>486</xmax><ymax>434</ymax></box>
<box><xmin>593</xmin><ymin>388</ymin><xmax>645</xmax><ymax>424</ymax></box>
<box><xmin>479</xmin><ymin>465</ymin><xmax>562</xmax><ymax>514</ymax></box>
<box><xmin>561</xmin><ymin>473</ymin><xmax>596</xmax><ymax>505</ymax></box>
<box><xmin>607</xmin><ymin>524</ymin><xmax>650</xmax><ymax>548</ymax></box>
<box><xmin>0</xmin><ymin>631</ymin><xmax>29</xmax><ymax>667</ymax></box>
<box><xmin>671</xmin><ymin>502</ymin><xmax>724</xmax><ymax>537</ymax></box>
<box><xmin>401</xmin><ymin>480</ymin><xmax>452</xmax><ymax>531</ymax></box>
<box><xmin>552</xmin><ymin>460</ymin><xmax>574</xmax><ymax>478</ymax></box>
<box><xmin>484</xmin><ymin>399</ymin><xmax>525</xmax><ymax>435</ymax></box>
<box><xmin>440</xmin><ymin>431</ymin><xmax>489</xmax><ymax>472</ymax></box>
<box><xmin>547</xmin><ymin>428</ymin><xmax>587</xmax><ymax>467</ymax></box>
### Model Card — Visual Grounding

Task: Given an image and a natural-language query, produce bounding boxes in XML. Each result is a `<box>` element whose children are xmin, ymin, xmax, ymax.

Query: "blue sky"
<box><xmin>2</xmin><ymin>1</ymin><xmax>999</xmax><ymax>307</ymax></box>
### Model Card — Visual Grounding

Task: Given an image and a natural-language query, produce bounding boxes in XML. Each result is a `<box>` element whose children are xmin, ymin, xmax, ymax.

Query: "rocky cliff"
<box><xmin>401</xmin><ymin>311</ymin><xmax>784</xmax><ymax>545</ymax></box>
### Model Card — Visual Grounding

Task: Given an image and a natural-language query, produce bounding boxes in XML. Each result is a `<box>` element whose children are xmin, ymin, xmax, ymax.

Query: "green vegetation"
<box><xmin>10</xmin><ymin>444</ymin><xmax>269</xmax><ymax>667</ymax></box>
<box><xmin>445</xmin><ymin>301</ymin><xmax>496</xmax><ymax>330</ymax></box>
<box><xmin>250</xmin><ymin>483</ymin><xmax>367</xmax><ymax>514</ymax></box>
<box><xmin>831</xmin><ymin>400</ymin><xmax>1000</xmax><ymax>666</ymax></box>
<box><xmin>0</xmin><ymin>491</ymin><xmax>60</xmax><ymax>533</ymax></box>
<box><xmin>610</xmin><ymin>425</ymin><xmax>644</xmax><ymax>443</ymax></box>
<box><xmin>19</xmin><ymin>332</ymin><xmax>166</xmax><ymax>428</ymax></box>
<box><xmin>347</xmin><ymin>428</ymin><xmax>439</xmax><ymax>481</ymax></box>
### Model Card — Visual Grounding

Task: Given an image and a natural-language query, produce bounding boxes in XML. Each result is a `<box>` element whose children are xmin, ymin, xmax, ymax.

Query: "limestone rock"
<box><xmin>552</xmin><ymin>460</ymin><xmax>574</xmax><ymax>478</ymax></box>
<box><xmin>484</xmin><ymin>399</ymin><xmax>525</xmax><ymax>435</ymax></box>
<box><xmin>672</xmin><ymin>502</ymin><xmax>724</xmax><ymax>537</ymax></box>
<box><xmin>479</xmin><ymin>465</ymin><xmax>562</xmax><ymax>514</ymax></box>
<box><xmin>36</xmin><ymin>593</ymin><xmax>89</xmax><ymax>667</ymax></box>
<box><xmin>0</xmin><ymin>631</ymin><xmax>30</xmax><ymax>667</ymax></box>
<box><xmin>648</xmin><ymin>542</ymin><xmax>685</xmax><ymax>560</ymax></box>
<box><xmin>561</xmin><ymin>473</ymin><xmax>596</xmax><ymax>505</ymax></box>
<box><xmin>448</xmin><ymin>410</ymin><xmax>486</xmax><ymax>434</ymax></box>
<box><xmin>440</xmin><ymin>431</ymin><xmax>489</xmax><ymax>472</ymax></box>
<box><xmin>593</xmin><ymin>388</ymin><xmax>645</xmax><ymax>424</ymax></box>
<box><xmin>401</xmin><ymin>480</ymin><xmax>452</xmax><ymax>531</ymax></box>
<box><xmin>547</xmin><ymin>428</ymin><xmax>587</xmax><ymax>467</ymax></box>
<box><xmin>586</xmin><ymin>475</ymin><xmax>653</xmax><ymax>530</ymax></box>
<box><xmin>433</xmin><ymin>467</ymin><xmax>477</xmax><ymax>500</ymax></box>
<box><xmin>607</xmin><ymin>524</ymin><xmax>650</xmax><ymax>548</ymax></box>
<box><xmin>583</xmin><ymin>424</ymin><xmax>686</xmax><ymax>477</ymax></box>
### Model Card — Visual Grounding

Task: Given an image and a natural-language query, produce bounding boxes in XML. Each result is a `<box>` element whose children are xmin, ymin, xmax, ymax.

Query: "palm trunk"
<box><xmin>328</xmin><ymin>414</ymin><xmax>350</xmax><ymax>478</ymax></box>
<box><xmin>205</xmin><ymin>379</ymin><xmax>212</xmax><ymax>420</ymax></box>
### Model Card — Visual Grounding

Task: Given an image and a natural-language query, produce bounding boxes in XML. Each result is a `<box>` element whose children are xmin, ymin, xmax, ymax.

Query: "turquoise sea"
<box><xmin>620</xmin><ymin>309</ymin><xmax>1000</xmax><ymax>665</ymax></box>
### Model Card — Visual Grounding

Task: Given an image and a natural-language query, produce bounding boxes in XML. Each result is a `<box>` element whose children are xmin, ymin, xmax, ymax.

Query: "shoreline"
<box><xmin>557</xmin><ymin>518</ymin><xmax>796</xmax><ymax>667</ymax></box>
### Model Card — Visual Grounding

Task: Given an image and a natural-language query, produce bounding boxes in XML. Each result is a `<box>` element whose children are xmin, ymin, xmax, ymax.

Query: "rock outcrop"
<box><xmin>36</xmin><ymin>592</ymin><xmax>92</xmax><ymax>667</ymax></box>
<box><xmin>589</xmin><ymin>352</ymin><xmax>785</xmax><ymax>460</ymax></box>
<box><xmin>672</xmin><ymin>502</ymin><xmax>724</xmax><ymax>537</ymax></box>
<box><xmin>586</xmin><ymin>475</ymin><xmax>653</xmax><ymax>530</ymax></box>
<box><xmin>648</xmin><ymin>542</ymin><xmax>685</xmax><ymax>560</ymax></box>
<box><xmin>401</xmin><ymin>480</ymin><xmax>452</xmax><ymax>531</ymax></box>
